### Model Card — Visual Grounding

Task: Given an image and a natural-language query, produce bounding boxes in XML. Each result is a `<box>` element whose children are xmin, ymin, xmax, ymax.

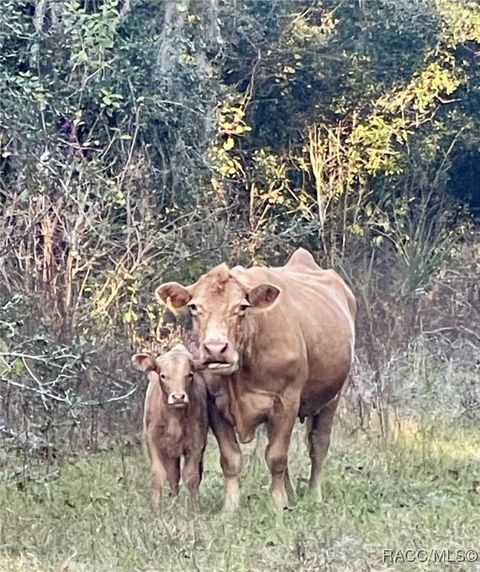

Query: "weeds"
<box><xmin>0</xmin><ymin>401</ymin><xmax>479</xmax><ymax>572</ymax></box>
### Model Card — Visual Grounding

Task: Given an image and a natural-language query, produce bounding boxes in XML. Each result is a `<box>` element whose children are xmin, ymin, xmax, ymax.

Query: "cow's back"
<box><xmin>232</xmin><ymin>249</ymin><xmax>356</xmax><ymax>416</ymax></box>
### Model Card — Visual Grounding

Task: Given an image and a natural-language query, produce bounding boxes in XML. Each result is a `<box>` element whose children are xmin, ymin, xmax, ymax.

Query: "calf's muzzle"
<box><xmin>167</xmin><ymin>391</ymin><xmax>189</xmax><ymax>407</ymax></box>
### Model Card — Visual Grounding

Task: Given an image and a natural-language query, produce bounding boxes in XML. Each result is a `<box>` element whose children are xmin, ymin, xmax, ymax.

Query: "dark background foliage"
<box><xmin>1</xmin><ymin>0</ymin><xmax>479</xmax><ymax>452</ymax></box>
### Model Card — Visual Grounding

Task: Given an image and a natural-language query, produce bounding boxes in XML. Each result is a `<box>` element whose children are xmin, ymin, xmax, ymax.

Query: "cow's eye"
<box><xmin>160</xmin><ymin>373</ymin><xmax>166</xmax><ymax>380</ymax></box>
<box><xmin>188</xmin><ymin>303</ymin><xmax>198</xmax><ymax>315</ymax></box>
<box><xmin>188</xmin><ymin>373</ymin><xmax>194</xmax><ymax>381</ymax></box>
<box><xmin>238</xmin><ymin>303</ymin><xmax>251</xmax><ymax>314</ymax></box>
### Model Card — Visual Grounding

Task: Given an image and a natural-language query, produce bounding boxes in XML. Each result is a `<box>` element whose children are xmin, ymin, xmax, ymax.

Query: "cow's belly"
<box><xmin>298</xmin><ymin>374</ymin><xmax>347</xmax><ymax>418</ymax></box>
<box><xmin>298</xmin><ymin>335</ymin><xmax>353</xmax><ymax>418</ymax></box>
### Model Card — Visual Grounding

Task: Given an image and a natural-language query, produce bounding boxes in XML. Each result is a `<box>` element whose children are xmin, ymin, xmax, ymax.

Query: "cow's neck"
<box><xmin>239</xmin><ymin>315</ymin><xmax>256</xmax><ymax>368</ymax></box>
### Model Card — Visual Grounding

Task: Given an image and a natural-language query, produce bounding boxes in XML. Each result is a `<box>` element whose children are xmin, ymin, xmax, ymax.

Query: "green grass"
<box><xmin>0</xmin><ymin>413</ymin><xmax>479</xmax><ymax>572</ymax></box>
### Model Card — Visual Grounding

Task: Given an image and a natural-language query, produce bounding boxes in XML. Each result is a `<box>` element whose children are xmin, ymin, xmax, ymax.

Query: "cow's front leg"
<box><xmin>208</xmin><ymin>397</ymin><xmax>242</xmax><ymax>511</ymax></box>
<box><xmin>265</xmin><ymin>408</ymin><xmax>297</xmax><ymax>508</ymax></box>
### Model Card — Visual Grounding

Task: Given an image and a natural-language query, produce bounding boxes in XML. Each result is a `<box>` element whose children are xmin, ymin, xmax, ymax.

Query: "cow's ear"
<box><xmin>131</xmin><ymin>353</ymin><xmax>157</xmax><ymax>373</ymax></box>
<box><xmin>155</xmin><ymin>282</ymin><xmax>192</xmax><ymax>310</ymax></box>
<box><xmin>247</xmin><ymin>283</ymin><xmax>281</xmax><ymax>310</ymax></box>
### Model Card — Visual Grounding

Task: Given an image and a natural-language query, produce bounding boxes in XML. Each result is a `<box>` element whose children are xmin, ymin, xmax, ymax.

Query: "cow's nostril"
<box><xmin>172</xmin><ymin>392</ymin><xmax>186</xmax><ymax>401</ymax></box>
<box><xmin>204</xmin><ymin>340</ymin><xmax>229</xmax><ymax>356</ymax></box>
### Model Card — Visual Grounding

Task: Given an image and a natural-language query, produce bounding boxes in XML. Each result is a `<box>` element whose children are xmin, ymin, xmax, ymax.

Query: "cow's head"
<box><xmin>155</xmin><ymin>264</ymin><xmax>281</xmax><ymax>375</ymax></box>
<box><xmin>131</xmin><ymin>345</ymin><xmax>195</xmax><ymax>408</ymax></box>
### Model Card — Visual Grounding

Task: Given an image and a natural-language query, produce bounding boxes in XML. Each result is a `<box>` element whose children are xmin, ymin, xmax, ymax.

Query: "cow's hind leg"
<box><xmin>284</xmin><ymin>465</ymin><xmax>295</xmax><ymax>502</ymax></box>
<box><xmin>307</xmin><ymin>396</ymin><xmax>340</xmax><ymax>502</ymax></box>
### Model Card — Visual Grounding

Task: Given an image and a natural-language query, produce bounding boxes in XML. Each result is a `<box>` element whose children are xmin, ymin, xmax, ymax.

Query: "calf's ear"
<box><xmin>247</xmin><ymin>283</ymin><xmax>281</xmax><ymax>310</ymax></box>
<box><xmin>155</xmin><ymin>282</ymin><xmax>192</xmax><ymax>310</ymax></box>
<box><xmin>131</xmin><ymin>353</ymin><xmax>156</xmax><ymax>373</ymax></box>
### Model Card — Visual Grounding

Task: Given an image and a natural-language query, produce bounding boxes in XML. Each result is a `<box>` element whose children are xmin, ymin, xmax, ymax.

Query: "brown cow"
<box><xmin>131</xmin><ymin>344</ymin><xmax>208</xmax><ymax>507</ymax></box>
<box><xmin>155</xmin><ymin>248</ymin><xmax>356</xmax><ymax>510</ymax></box>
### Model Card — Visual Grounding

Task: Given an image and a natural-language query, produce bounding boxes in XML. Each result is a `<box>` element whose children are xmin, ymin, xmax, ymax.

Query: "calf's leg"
<box><xmin>164</xmin><ymin>457</ymin><xmax>181</xmax><ymax>497</ymax></box>
<box><xmin>307</xmin><ymin>395</ymin><xmax>339</xmax><ymax>502</ymax></box>
<box><xmin>182</xmin><ymin>452</ymin><xmax>204</xmax><ymax>507</ymax></box>
<box><xmin>147</xmin><ymin>440</ymin><xmax>167</xmax><ymax>508</ymax></box>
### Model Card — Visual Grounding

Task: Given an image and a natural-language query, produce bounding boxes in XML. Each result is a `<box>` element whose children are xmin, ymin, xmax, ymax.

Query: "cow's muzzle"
<box><xmin>196</xmin><ymin>337</ymin><xmax>239</xmax><ymax>375</ymax></box>
<box><xmin>203</xmin><ymin>339</ymin><xmax>229</xmax><ymax>358</ymax></box>
<box><xmin>196</xmin><ymin>358</ymin><xmax>239</xmax><ymax>376</ymax></box>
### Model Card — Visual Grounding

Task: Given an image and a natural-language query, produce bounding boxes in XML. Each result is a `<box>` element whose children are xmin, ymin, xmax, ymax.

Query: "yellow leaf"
<box><xmin>165</xmin><ymin>296</ymin><xmax>178</xmax><ymax>316</ymax></box>
<box><xmin>350</xmin><ymin>223</ymin><xmax>364</xmax><ymax>236</ymax></box>
<box><xmin>223</xmin><ymin>137</ymin><xmax>235</xmax><ymax>151</ymax></box>
<box><xmin>123</xmin><ymin>309</ymin><xmax>137</xmax><ymax>323</ymax></box>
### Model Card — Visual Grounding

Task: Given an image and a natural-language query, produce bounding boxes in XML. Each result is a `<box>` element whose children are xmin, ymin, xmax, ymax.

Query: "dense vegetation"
<box><xmin>0</xmin><ymin>1</ymin><xmax>479</xmax><ymax>569</ymax></box>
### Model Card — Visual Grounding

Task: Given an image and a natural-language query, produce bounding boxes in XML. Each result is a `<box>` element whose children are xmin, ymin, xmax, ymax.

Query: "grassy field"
<box><xmin>0</xmin><ymin>410</ymin><xmax>479</xmax><ymax>572</ymax></box>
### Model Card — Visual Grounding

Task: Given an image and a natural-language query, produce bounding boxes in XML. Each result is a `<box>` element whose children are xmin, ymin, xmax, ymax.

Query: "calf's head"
<box><xmin>132</xmin><ymin>346</ymin><xmax>195</xmax><ymax>408</ymax></box>
<box><xmin>155</xmin><ymin>264</ymin><xmax>281</xmax><ymax>375</ymax></box>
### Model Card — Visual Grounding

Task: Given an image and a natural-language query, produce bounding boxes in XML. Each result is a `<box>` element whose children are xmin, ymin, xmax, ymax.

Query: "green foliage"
<box><xmin>0</xmin><ymin>0</ymin><xmax>479</xmax><ymax>361</ymax></box>
<box><xmin>63</xmin><ymin>0</ymin><xmax>120</xmax><ymax>67</ymax></box>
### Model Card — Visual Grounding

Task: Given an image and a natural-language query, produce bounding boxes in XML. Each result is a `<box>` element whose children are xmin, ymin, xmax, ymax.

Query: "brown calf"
<box><xmin>131</xmin><ymin>344</ymin><xmax>208</xmax><ymax>507</ymax></box>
